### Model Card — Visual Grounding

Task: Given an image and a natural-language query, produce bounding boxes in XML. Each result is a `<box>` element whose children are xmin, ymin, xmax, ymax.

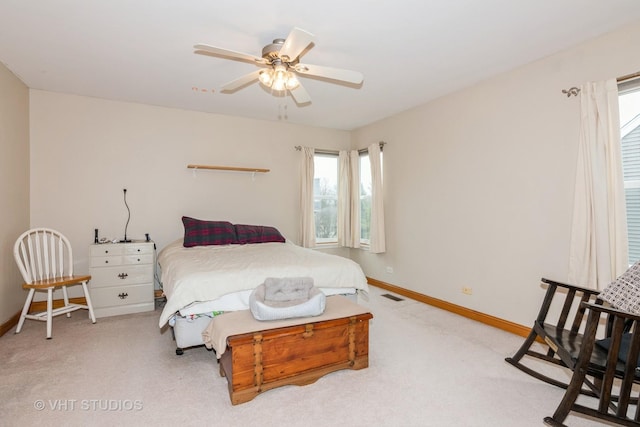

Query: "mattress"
<box><xmin>158</xmin><ymin>239</ymin><xmax>369</xmax><ymax>327</ymax></box>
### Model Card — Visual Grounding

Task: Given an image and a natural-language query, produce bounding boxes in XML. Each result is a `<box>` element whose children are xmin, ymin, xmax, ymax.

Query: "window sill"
<box><xmin>314</xmin><ymin>242</ymin><xmax>340</xmax><ymax>250</ymax></box>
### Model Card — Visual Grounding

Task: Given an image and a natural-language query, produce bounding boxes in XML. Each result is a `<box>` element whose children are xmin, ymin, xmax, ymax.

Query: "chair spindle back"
<box><xmin>14</xmin><ymin>228</ymin><xmax>74</xmax><ymax>284</ymax></box>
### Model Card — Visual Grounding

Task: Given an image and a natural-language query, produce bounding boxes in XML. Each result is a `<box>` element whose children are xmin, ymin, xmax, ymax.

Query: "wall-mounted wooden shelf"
<box><xmin>187</xmin><ymin>164</ymin><xmax>270</xmax><ymax>173</ymax></box>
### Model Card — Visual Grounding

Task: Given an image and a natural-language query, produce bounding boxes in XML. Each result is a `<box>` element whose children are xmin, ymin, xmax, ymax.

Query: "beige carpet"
<box><xmin>0</xmin><ymin>286</ymin><xmax>606</xmax><ymax>426</ymax></box>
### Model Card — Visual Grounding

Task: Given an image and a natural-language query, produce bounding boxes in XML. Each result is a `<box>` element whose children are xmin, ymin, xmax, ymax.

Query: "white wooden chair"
<box><xmin>14</xmin><ymin>228</ymin><xmax>96</xmax><ymax>339</ymax></box>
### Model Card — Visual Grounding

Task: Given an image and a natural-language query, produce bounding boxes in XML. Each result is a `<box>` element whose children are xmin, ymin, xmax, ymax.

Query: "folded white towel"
<box><xmin>264</xmin><ymin>277</ymin><xmax>314</xmax><ymax>302</ymax></box>
<box><xmin>249</xmin><ymin>283</ymin><xmax>326</xmax><ymax>321</ymax></box>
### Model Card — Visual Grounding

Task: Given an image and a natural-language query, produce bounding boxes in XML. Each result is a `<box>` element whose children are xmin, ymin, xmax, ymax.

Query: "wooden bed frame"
<box><xmin>219</xmin><ymin>311</ymin><xmax>373</xmax><ymax>405</ymax></box>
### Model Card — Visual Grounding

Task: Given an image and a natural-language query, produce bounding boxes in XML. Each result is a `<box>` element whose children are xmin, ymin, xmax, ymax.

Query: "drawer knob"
<box><xmin>104</xmin><ymin>260</ymin><xmax>109</xmax><ymax>264</ymax></box>
<box><xmin>118</xmin><ymin>292</ymin><xmax>128</xmax><ymax>299</ymax></box>
<box><xmin>118</xmin><ymin>273</ymin><xmax>128</xmax><ymax>279</ymax></box>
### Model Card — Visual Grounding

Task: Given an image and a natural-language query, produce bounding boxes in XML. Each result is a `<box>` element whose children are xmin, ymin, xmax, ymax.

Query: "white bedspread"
<box><xmin>158</xmin><ymin>239</ymin><xmax>369</xmax><ymax>327</ymax></box>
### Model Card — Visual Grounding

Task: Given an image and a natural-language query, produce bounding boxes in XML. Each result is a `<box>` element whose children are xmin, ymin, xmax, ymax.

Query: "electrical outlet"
<box><xmin>462</xmin><ymin>287</ymin><xmax>473</xmax><ymax>295</ymax></box>
<box><xmin>385</xmin><ymin>266</ymin><xmax>394</xmax><ymax>274</ymax></box>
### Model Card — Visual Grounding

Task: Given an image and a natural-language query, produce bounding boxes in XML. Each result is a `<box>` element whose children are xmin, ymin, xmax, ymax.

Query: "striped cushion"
<box><xmin>182</xmin><ymin>216</ymin><xmax>237</xmax><ymax>247</ymax></box>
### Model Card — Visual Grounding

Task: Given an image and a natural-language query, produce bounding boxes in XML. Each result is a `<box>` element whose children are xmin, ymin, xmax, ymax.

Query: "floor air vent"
<box><xmin>381</xmin><ymin>293</ymin><xmax>404</xmax><ymax>301</ymax></box>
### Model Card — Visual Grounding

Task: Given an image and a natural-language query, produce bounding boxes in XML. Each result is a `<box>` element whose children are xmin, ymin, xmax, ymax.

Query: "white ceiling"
<box><xmin>1</xmin><ymin>1</ymin><xmax>640</xmax><ymax>131</ymax></box>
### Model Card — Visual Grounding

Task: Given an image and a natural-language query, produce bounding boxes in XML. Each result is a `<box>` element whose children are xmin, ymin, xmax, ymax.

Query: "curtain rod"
<box><xmin>562</xmin><ymin>71</ymin><xmax>640</xmax><ymax>97</ymax></box>
<box><xmin>618</xmin><ymin>71</ymin><xmax>640</xmax><ymax>83</ymax></box>
<box><xmin>295</xmin><ymin>141</ymin><xmax>386</xmax><ymax>154</ymax></box>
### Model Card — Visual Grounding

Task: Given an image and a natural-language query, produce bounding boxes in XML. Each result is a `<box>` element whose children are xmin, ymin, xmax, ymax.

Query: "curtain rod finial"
<box><xmin>562</xmin><ymin>87</ymin><xmax>580</xmax><ymax>97</ymax></box>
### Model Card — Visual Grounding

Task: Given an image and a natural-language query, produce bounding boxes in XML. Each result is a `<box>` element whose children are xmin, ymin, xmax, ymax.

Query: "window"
<box><xmin>619</xmin><ymin>79</ymin><xmax>640</xmax><ymax>263</ymax></box>
<box><xmin>359</xmin><ymin>152</ymin><xmax>372</xmax><ymax>245</ymax></box>
<box><xmin>311</xmin><ymin>147</ymin><xmax>382</xmax><ymax>246</ymax></box>
<box><xmin>313</xmin><ymin>153</ymin><xmax>338</xmax><ymax>243</ymax></box>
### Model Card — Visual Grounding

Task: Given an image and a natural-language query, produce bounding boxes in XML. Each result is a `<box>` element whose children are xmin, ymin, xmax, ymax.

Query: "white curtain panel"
<box><xmin>349</xmin><ymin>150</ymin><xmax>361</xmax><ymax>248</ymax></box>
<box><xmin>300</xmin><ymin>146</ymin><xmax>316</xmax><ymax>248</ymax></box>
<box><xmin>568</xmin><ymin>79</ymin><xmax>628</xmax><ymax>290</ymax></box>
<box><xmin>368</xmin><ymin>143</ymin><xmax>386</xmax><ymax>253</ymax></box>
<box><xmin>337</xmin><ymin>151</ymin><xmax>351</xmax><ymax>247</ymax></box>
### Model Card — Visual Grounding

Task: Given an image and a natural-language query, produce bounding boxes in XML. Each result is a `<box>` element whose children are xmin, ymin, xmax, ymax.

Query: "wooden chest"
<box><xmin>218</xmin><ymin>310</ymin><xmax>373</xmax><ymax>405</ymax></box>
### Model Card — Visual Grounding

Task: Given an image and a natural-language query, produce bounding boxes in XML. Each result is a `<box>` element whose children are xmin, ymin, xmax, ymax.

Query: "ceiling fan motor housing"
<box><xmin>262</xmin><ymin>38</ymin><xmax>297</xmax><ymax>64</ymax></box>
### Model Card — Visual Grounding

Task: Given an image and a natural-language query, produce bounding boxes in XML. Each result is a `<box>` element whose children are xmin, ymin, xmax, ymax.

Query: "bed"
<box><xmin>157</xmin><ymin>219</ymin><xmax>369</xmax><ymax>354</ymax></box>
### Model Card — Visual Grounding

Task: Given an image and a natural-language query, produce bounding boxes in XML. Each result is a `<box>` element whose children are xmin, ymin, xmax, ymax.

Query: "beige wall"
<box><xmin>29</xmin><ymin>91</ymin><xmax>351</xmax><ymax>286</ymax></box>
<box><xmin>351</xmin><ymin>20</ymin><xmax>640</xmax><ymax>327</ymax></box>
<box><xmin>0</xmin><ymin>62</ymin><xmax>30</xmax><ymax>324</ymax></box>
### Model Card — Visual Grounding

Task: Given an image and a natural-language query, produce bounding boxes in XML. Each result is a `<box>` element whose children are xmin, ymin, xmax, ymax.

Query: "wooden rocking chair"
<box><xmin>543</xmin><ymin>302</ymin><xmax>640</xmax><ymax>426</ymax></box>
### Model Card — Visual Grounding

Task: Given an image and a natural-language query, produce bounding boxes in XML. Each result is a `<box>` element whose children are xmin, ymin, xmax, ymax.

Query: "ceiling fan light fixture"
<box><xmin>271</xmin><ymin>65</ymin><xmax>288</xmax><ymax>91</ymax></box>
<box><xmin>258</xmin><ymin>69</ymin><xmax>273</xmax><ymax>86</ymax></box>
<box><xmin>272</xmin><ymin>79</ymin><xmax>285</xmax><ymax>92</ymax></box>
<box><xmin>258</xmin><ymin>66</ymin><xmax>296</xmax><ymax>92</ymax></box>
<box><xmin>285</xmin><ymin>72</ymin><xmax>300</xmax><ymax>90</ymax></box>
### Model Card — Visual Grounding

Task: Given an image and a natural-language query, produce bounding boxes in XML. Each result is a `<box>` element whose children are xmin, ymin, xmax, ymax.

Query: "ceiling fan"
<box><xmin>194</xmin><ymin>27</ymin><xmax>364</xmax><ymax>105</ymax></box>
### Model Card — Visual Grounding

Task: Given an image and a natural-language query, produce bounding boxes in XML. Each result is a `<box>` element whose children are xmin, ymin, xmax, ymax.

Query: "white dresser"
<box><xmin>89</xmin><ymin>241</ymin><xmax>155</xmax><ymax>318</ymax></box>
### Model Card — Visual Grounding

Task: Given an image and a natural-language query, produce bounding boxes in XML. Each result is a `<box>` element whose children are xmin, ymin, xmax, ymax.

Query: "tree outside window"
<box><xmin>313</xmin><ymin>154</ymin><xmax>338</xmax><ymax>243</ymax></box>
<box><xmin>360</xmin><ymin>153</ymin><xmax>372</xmax><ymax>244</ymax></box>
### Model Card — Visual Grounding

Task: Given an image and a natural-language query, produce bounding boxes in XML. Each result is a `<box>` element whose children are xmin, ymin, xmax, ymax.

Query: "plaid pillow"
<box><xmin>235</xmin><ymin>224</ymin><xmax>285</xmax><ymax>244</ymax></box>
<box><xmin>182</xmin><ymin>217</ymin><xmax>237</xmax><ymax>247</ymax></box>
<box><xmin>600</xmin><ymin>261</ymin><xmax>640</xmax><ymax>315</ymax></box>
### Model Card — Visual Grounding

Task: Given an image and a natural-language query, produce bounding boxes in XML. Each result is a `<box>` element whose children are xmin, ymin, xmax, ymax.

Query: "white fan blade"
<box><xmin>278</xmin><ymin>27</ymin><xmax>314</xmax><ymax>62</ymax></box>
<box><xmin>289</xmin><ymin>82</ymin><xmax>311</xmax><ymax>104</ymax></box>
<box><xmin>294</xmin><ymin>63</ymin><xmax>363</xmax><ymax>84</ymax></box>
<box><xmin>194</xmin><ymin>43</ymin><xmax>267</xmax><ymax>65</ymax></box>
<box><xmin>220</xmin><ymin>70</ymin><xmax>262</xmax><ymax>92</ymax></box>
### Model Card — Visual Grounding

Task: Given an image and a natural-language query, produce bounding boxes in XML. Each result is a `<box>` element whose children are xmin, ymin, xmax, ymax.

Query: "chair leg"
<box><xmin>505</xmin><ymin>326</ymin><xmax>539</xmax><ymax>365</ymax></box>
<box><xmin>505</xmin><ymin>325</ymin><xmax>580</xmax><ymax>390</ymax></box>
<box><xmin>46</xmin><ymin>288</ymin><xmax>53</xmax><ymax>339</ymax></box>
<box><xmin>82</xmin><ymin>281</ymin><xmax>96</xmax><ymax>324</ymax></box>
<box><xmin>61</xmin><ymin>285</ymin><xmax>71</xmax><ymax>318</ymax></box>
<box><xmin>543</xmin><ymin>364</ymin><xmax>590</xmax><ymax>426</ymax></box>
<box><xmin>15</xmin><ymin>288</ymin><xmax>35</xmax><ymax>334</ymax></box>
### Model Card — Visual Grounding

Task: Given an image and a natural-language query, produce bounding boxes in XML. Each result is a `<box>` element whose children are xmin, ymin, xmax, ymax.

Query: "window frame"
<box><xmin>619</xmin><ymin>77</ymin><xmax>640</xmax><ymax>264</ymax></box>
<box><xmin>312</xmin><ymin>152</ymin><xmax>339</xmax><ymax>245</ymax></box>
<box><xmin>310</xmin><ymin>145</ymin><xmax>383</xmax><ymax>249</ymax></box>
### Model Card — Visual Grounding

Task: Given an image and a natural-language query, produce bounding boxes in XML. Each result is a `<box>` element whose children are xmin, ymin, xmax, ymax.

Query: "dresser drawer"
<box><xmin>90</xmin><ymin>265</ymin><xmax>153</xmax><ymax>287</ymax></box>
<box><xmin>90</xmin><ymin>244</ymin><xmax>125</xmax><ymax>257</ymax></box>
<box><xmin>90</xmin><ymin>243</ymin><xmax>153</xmax><ymax>257</ymax></box>
<box><xmin>90</xmin><ymin>254</ymin><xmax>154</xmax><ymax>267</ymax></box>
<box><xmin>124</xmin><ymin>244</ymin><xmax>153</xmax><ymax>255</ymax></box>
<box><xmin>90</xmin><ymin>283</ymin><xmax>153</xmax><ymax>309</ymax></box>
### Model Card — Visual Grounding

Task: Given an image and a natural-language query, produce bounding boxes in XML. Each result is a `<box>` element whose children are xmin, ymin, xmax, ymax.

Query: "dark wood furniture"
<box><xmin>505</xmin><ymin>278</ymin><xmax>602</xmax><ymax>390</ymax></box>
<box><xmin>543</xmin><ymin>302</ymin><xmax>640</xmax><ymax>426</ymax></box>
<box><xmin>505</xmin><ymin>277</ymin><xmax>640</xmax><ymax>425</ymax></box>
<box><xmin>219</xmin><ymin>312</ymin><xmax>373</xmax><ymax>405</ymax></box>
